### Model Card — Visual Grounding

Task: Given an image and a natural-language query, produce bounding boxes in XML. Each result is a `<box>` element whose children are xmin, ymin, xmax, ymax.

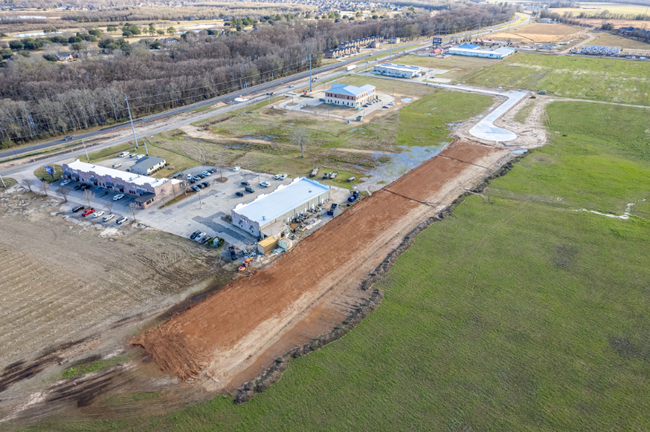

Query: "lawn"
<box><xmin>467</xmin><ymin>52</ymin><xmax>650</xmax><ymax>106</ymax></box>
<box><xmin>399</xmin><ymin>54</ymin><xmax>500</xmax><ymax>83</ymax></box>
<box><xmin>396</xmin><ymin>90</ymin><xmax>493</xmax><ymax>146</ymax></box>
<box><xmin>33</xmin><ymin>164</ymin><xmax>63</xmax><ymax>182</ymax></box>
<box><xmin>0</xmin><ymin>177</ymin><xmax>17</xmax><ymax>188</ymax></box>
<box><xmin>30</xmin><ymin>101</ymin><xmax>650</xmax><ymax>431</ymax></box>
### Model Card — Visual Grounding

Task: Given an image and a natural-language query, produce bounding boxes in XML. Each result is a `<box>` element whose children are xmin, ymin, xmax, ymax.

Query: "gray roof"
<box><xmin>131</xmin><ymin>156</ymin><xmax>166</xmax><ymax>174</ymax></box>
<box><xmin>328</xmin><ymin>83</ymin><xmax>375</xmax><ymax>97</ymax></box>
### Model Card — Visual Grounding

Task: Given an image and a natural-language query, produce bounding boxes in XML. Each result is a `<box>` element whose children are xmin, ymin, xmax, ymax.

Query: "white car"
<box><xmin>202</xmin><ymin>171</ymin><xmax>211</xmax><ymax>176</ymax></box>
<box><xmin>103</xmin><ymin>214</ymin><xmax>115</xmax><ymax>222</ymax></box>
<box><xmin>232</xmin><ymin>166</ymin><xmax>241</xmax><ymax>171</ymax></box>
<box><xmin>93</xmin><ymin>210</ymin><xmax>105</xmax><ymax>218</ymax></box>
<box><xmin>259</xmin><ymin>181</ymin><xmax>270</xmax><ymax>188</ymax></box>
<box><xmin>60</xmin><ymin>179</ymin><xmax>71</xmax><ymax>186</ymax></box>
<box><xmin>273</xmin><ymin>174</ymin><xmax>282</xmax><ymax>180</ymax></box>
<box><xmin>289</xmin><ymin>84</ymin><xmax>294</xmax><ymax>88</ymax></box>
<box><xmin>195</xmin><ymin>232</ymin><xmax>207</xmax><ymax>242</ymax></box>
<box><xmin>279</xmin><ymin>173</ymin><xmax>288</xmax><ymax>180</ymax></box>
<box><xmin>113</xmin><ymin>194</ymin><xmax>125</xmax><ymax>201</ymax></box>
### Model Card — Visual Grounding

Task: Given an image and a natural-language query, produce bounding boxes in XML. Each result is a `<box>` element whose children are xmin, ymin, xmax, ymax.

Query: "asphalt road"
<box><xmin>0</xmin><ymin>13</ymin><xmax>528</xmax><ymax>167</ymax></box>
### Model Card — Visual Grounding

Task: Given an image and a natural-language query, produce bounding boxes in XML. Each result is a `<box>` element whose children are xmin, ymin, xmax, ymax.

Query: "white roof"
<box><xmin>233</xmin><ymin>177</ymin><xmax>329</xmax><ymax>226</ymax></box>
<box><xmin>328</xmin><ymin>83</ymin><xmax>375</xmax><ymax>97</ymax></box>
<box><xmin>65</xmin><ymin>159</ymin><xmax>179</xmax><ymax>188</ymax></box>
<box><xmin>376</xmin><ymin>63</ymin><xmax>421</xmax><ymax>72</ymax></box>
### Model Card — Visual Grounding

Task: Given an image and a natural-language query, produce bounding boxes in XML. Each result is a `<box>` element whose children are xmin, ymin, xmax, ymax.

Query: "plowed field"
<box><xmin>136</xmin><ymin>140</ymin><xmax>511</xmax><ymax>386</ymax></box>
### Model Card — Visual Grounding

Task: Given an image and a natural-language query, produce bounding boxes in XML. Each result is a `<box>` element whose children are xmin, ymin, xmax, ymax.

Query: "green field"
<box><xmin>400</xmin><ymin>54</ymin><xmax>499</xmax><ymax>82</ymax></box>
<box><xmin>29</xmin><ymin>102</ymin><xmax>650</xmax><ymax>431</ymax></box>
<box><xmin>468</xmin><ymin>52</ymin><xmax>650</xmax><ymax>106</ymax></box>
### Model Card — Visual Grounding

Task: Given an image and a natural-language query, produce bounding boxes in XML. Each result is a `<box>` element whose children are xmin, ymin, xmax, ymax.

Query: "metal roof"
<box><xmin>233</xmin><ymin>177</ymin><xmax>330</xmax><ymax>226</ymax></box>
<box><xmin>131</xmin><ymin>156</ymin><xmax>166</xmax><ymax>174</ymax></box>
<box><xmin>328</xmin><ymin>83</ymin><xmax>375</xmax><ymax>97</ymax></box>
<box><xmin>458</xmin><ymin>43</ymin><xmax>479</xmax><ymax>49</ymax></box>
<box><xmin>375</xmin><ymin>63</ymin><xmax>421</xmax><ymax>72</ymax></box>
<box><xmin>65</xmin><ymin>159</ymin><xmax>179</xmax><ymax>188</ymax></box>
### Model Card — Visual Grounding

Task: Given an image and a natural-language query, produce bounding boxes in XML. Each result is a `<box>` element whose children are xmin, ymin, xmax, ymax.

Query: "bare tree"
<box><xmin>22</xmin><ymin>179</ymin><xmax>34</xmax><ymax>192</ymax></box>
<box><xmin>291</xmin><ymin>126</ymin><xmax>310</xmax><ymax>158</ymax></box>
<box><xmin>129</xmin><ymin>202</ymin><xmax>139</xmax><ymax>223</ymax></box>
<box><xmin>40</xmin><ymin>180</ymin><xmax>50</xmax><ymax>196</ymax></box>
<box><xmin>57</xmin><ymin>186</ymin><xmax>71</xmax><ymax>202</ymax></box>
<box><xmin>105</xmin><ymin>200</ymin><xmax>114</xmax><ymax>215</ymax></box>
<box><xmin>83</xmin><ymin>189</ymin><xmax>95</xmax><ymax>207</ymax></box>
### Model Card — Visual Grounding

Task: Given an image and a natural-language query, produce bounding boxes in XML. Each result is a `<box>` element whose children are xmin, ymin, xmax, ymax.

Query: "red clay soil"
<box><xmin>134</xmin><ymin>140</ymin><xmax>503</xmax><ymax>381</ymax></box>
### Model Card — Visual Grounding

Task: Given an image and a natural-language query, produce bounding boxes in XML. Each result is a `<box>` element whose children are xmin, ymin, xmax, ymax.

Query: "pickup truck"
<box><xmin>310</xmin><ymin>168</ymin><xmax>319</xmax><ymax>177</ymax></box>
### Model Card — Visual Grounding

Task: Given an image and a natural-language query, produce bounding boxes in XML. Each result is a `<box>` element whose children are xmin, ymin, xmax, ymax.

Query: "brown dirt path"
<box><xmin>135</xmin><ymin>140</ymin><xmax>511</xmax><ymax>388</ymax></box>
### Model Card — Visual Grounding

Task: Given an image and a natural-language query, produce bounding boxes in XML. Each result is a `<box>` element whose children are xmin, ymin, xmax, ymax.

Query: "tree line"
<box><xmin>0</xmin><ymin>4</ymin><xmax>512</xmax><ymax>147</ymax></box>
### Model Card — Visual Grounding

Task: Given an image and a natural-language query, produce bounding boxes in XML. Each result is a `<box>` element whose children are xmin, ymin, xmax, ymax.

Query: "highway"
<box><xmin>0</xmin><ymin>12</ymin><xmax>530</xmax><ymax>174</ymax></box>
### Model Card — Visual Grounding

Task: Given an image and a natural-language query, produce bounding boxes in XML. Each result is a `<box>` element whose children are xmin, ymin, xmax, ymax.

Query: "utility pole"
<box><xmin>143</xmin><ymin>137</ymin><xmax>149</xmax><ymax>156</ymax></box>
<box><xmin>309</xmin><ymin>54</ymin><xmax>312</xmax><ymax>92</ymax></box>
<box><xmin>124</xmin><ymin>93</ymin><xmax>139</xmax><ymax>149</ymax></box>
<box><xmin>198</xmin><ymin>190</ymin><xmax>202</xmax><ymax>209</ymax></box>
<box><xmin>0</xmin><ymin>174</ymin><xmax>6</xmax><ymax>188</ymax></box>
<box><xmin>82</xmin><ymin>138</ymin><xmax>90</xmax><ymax>162</ymax></box>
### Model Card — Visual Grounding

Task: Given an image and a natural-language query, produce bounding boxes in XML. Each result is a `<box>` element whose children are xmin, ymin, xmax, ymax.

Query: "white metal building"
<box><xmin>373</xmin><ymin>63</ymin><xmax>422</xmax><ymax>78</ymax></box>
<box><xmin>231</xmin><ymin>177</ymin><xmax>330</xmax><ymax>238</ymax></box>
<box><xmin>448</xmin><ymin>44</ymin><xmax>515</xmax><ymax>59</ymax></box>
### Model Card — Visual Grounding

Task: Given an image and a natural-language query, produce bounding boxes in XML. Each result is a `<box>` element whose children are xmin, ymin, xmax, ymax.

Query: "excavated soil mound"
<box><xmin>134</xmin><ymin>140</ymin><xmax>504</xmax><ymax>382</ymax></box>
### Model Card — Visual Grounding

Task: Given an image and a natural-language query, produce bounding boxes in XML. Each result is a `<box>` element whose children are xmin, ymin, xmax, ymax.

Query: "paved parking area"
<box><xmin>53</xmin><ymin>168</ymin><xmax>351</xmax><ymax>250</ymax></box>
<box><xmin>279</xmin><ymin>91</ymin><xmax>395</xmax><ymax>120</ymax></box>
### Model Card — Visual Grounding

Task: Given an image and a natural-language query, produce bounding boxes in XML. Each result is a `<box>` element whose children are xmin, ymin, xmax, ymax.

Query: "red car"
<box><xmin>81</xmin><ymin>208</ymin><xmax>95</xmax><ymax>217</ymax></box>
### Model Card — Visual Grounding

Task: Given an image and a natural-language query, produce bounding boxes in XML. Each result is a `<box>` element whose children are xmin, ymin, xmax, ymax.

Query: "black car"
<box><xmin>74</xmin><ymin>184</ymin><xmax>83</xmax><ymax>190</ymax></box>
<box><xmin>201</xmin><ymin>182</ymin><xmax>209</xmax><ymax>188</ymax></box>
<box><xmin>191</xmin><ymin>185</ymin><xmax>200</xmax><ymax>192</ymax></box>
<box><xmin>190</xmin><ymin>230</ymin><xmax>201</xmax><ymax>240</ymax></box>
<box><xmin>208</xmin><ymin>168</ymin><xmax>216</xmax><ymax>173</ymax></box>
<box><xmin>245</xmin><ymin>186</ymin><xmax>254</xmax><ymax>193</ymax></box>
<box><xmin>197</xmin><ymin>173</ymin><xmax>205</xmax><ymax>179</ymax></box>
<box><xmin>72</xmin><ymin>205</ymin><xmax>84</xmax><ymax>212</ymax></box>
<box><xmin>241</xmin><ymin>181</ymin><xmax>250</xmax><ymax>186</ymax></box>
<box><xmin>236</xmin><ymin>191</ymin><xmax>244</xmax><ymax>197</ymax></box>
<box><xmin>229</xmin><ymin>246</ymin><xmax>237</xmax><ymax>260</ymax></box>
<box><xmin>197</xmin><ymin>183</ymin><xmax>206</xmax><ymax>189</ymax></box>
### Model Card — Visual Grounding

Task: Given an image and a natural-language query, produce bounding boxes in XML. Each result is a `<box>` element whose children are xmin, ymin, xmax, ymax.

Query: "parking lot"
<box><xmin>54</xmin><ymin>167</ymin><xmax>348</xmax><ymax>249</ymax></box>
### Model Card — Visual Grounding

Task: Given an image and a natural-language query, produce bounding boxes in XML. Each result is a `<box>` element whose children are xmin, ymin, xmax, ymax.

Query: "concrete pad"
<box><xmin>468</xmin><ymin>90</ymin><xmax>528</xmax><ymax>142</ymax></box>
<box><xmin>429</xmin><ymin>78</ymin><xmax>452</xmax><ymax>83</ymax></box>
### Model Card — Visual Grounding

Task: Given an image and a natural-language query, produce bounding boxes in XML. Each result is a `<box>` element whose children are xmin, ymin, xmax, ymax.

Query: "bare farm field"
<box><xmin>0</xmin><ymin>188</ymin><xmax>228</xmax><ymax>421</ymax></box>
<box><xmin>489</xmin><ymin>23</ymin><xmax>585</xmax><ymax>43</ymax></box>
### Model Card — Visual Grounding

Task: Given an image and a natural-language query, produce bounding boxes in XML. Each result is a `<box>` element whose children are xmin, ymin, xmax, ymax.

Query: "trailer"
<box><xmin>310</xmin><ymin>167</ymin><xmax>319</xmax><ymax>177</ymax></box>
<box><xmin>346</xmin><ymin>65</ymin><xmax>357</xmax><ymax>71</ymax></box>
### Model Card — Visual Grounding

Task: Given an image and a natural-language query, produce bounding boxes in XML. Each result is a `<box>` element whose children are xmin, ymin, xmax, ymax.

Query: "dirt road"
<box><xmin>135</xmin><ymin>140</ymin><xmax>512</xmax><ymax>389</ymax></box>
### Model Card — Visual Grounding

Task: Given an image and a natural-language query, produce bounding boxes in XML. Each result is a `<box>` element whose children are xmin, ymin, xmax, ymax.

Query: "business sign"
<box><xmin>44</xmin><ymin>165</ymin><xmax>55</xmax><ymax>175</ymax></box>
<box><xmin>433</xmin><ymin>37</ymin><xmax>442</xmax><ymax>45</ymax></box>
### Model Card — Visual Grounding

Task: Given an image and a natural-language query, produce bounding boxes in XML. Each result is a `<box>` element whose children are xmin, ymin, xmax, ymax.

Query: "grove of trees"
<box><xmin>0</xmin><ymin>4</ymin><xmax>512</xmax><ymax>148</ymax></box>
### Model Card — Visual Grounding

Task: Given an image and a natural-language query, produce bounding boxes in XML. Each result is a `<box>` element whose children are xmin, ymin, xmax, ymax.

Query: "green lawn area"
<box><xmin>29</xmin><ymin>101</ymin><xmax>650</xmax><ymax>431</ymax></box>
<box><xmin>62</xmin><ymin>355</ymin><xmax>133</xmax><ymax>379</ymax></box>
<box><xmin>467</xmin><ymin>52</ymin><xmax>650</xmax><ymax>106</ymax></box>
<box><xmin>1</xmin><ymin>177</ymin><xmax>17</xmax><ymax>188</ymax></box>
<box><xmin>396</xmin><ymin>90</ymin><xmax>493</xmax><ymax>146</ymax></box>
<box><xmin>33</xmin><ymin>164</ymin><xmax>63</xmax><ymax>182</ymax></box>
<box><xmin>400</xmin><ymin>54</ymin><xmax>499</xmax><ymax>82</ymax></box>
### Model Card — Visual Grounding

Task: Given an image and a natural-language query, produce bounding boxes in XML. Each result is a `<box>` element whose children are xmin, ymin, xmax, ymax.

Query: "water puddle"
<box><xmin>571</xmin><ymin>202</ymin><xmax>636</xmax><ymax>220</ymax></box>
<box><xmin>401</xmin><ymin>98</ymin><xmax>412</xmax><ymax>103</ymax></box>
<box><xmin>368</xmin><ymin>143</ymin><xmax>450</xmax><ymax>184</ymax></box>
<box><xmin>346</xmin><ymin>128</ymin><xmax>358</xmax><ymax>133</ymax></box>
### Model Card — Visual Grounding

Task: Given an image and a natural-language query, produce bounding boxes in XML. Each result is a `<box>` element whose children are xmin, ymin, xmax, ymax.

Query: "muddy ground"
<box><xmin>0</xmin><ymin>188</ymin><xmax>229</xmax><ymax>425</ymax></box>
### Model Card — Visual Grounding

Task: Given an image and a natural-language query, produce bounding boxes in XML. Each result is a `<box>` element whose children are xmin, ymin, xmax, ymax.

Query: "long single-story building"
<box><xmin>324</xmin><ymin>83</ymin><xmax>376</xmax><ymax>108</ymax></box>
<box><xmin>61</xmin><ymin>159</ymin><xmax>182</xmax><ymax>208</ymax></box>
<box><xmin>373</xmin><ymin>63</ymin><xmax>422</xmax><ymax>78</ymax></box>
<box><xmin>231</xmin><ymin>177</ymin><xmax>330</xmax><ymax>238</ymax></box>
<box><xmin>448</xmin><ymin>44</ymin><xmax>515</xmax><ymax>59</ymax></box>
<box><xmin>130</xmin><ymin>156</ymin><xmax>166</xmax><ymax>176</ymax></box>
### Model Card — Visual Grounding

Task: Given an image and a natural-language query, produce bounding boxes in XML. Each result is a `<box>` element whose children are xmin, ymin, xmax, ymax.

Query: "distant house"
<box><xmin>55</xmin><ymin>52</ymin><xmax>72</xmax><ymax>62</ymax></box>
<box><xmin>539</xmin><ymin>18</ymin><xmax>555</xmax><ymax>24</ymax></box>
<box><xmin>157</xmin><ymin>37</ymin><xmax>179</xmax><ymax>44</ymax></box>
<box><xmin>130</xmin><ymin>156</ymin><xmax>167</xmax><ymax>176</ymax></box>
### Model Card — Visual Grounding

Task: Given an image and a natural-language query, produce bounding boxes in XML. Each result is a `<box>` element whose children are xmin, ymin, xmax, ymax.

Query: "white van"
<box><xmin>119</xmin><ymin>151</ymin><xmax>129</xmax><ymax>158</ymax></box>
<box><xmin>112</xmin><ymin>163</ymin><xmax>122</xmax><ymax>169</ymax></box>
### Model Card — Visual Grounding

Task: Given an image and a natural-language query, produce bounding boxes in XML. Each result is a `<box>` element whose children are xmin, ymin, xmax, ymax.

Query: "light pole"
<box><xmin>309</xmin><ymin>53</ymin><xmax>313</xmax><ymax>92</ymax></box>
<box><xmin>82</xmin><ymin>138</ymin><xmax>90</xmax><ymax>162</ymax></box>
<box><xmin>124</xmin><ymin>93</ymin><xmax>139</xmax><ymax>149</ymax></box>
<box><xmin>0</xmin><ymin>174</ymin><xmax>6</xmax><ymax>188</ymax></box>
<box><xmin>198</xmin><ymin>190</ymin><xmax>203</xmax><ymax>209</ymax></box>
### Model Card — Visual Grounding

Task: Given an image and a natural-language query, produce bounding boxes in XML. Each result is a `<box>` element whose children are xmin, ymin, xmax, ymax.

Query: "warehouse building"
<box><xmin>448</xmin><ymin>44</ymin><xmax>515</xmax><ymax>59</ymax></box>
<box><xmin>231</xmin><ymin>177</ymin><xmax>330</xmax><ymax>238</ymax></box>
<box><xmin>62</xmin><ymin>159</ymin><xmax>181</xmax><ymax>208</ymax></box>
<box><xmin>373</xmin><ymin>63</ymin><xmax>422</xmax><ymax>78</ymax></box>
<box><xmin>324</xmin><ymin>83</ymin><xmax>377</xmax><ymax>108</ymax></box>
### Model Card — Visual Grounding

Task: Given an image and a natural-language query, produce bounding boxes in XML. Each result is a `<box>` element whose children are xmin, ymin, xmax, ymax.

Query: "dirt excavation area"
<box><xmin>136</xmin><ymin>140</ymin><xmax>513</xmax><ymax>392</ymax></box>
<box><xmin>0</xmin><ymin>190</ymin><xmax>224</xmax><ymax>411</ymax></box>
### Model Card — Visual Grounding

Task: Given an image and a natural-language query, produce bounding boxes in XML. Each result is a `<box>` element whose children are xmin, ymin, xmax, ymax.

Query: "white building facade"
<box><xmin>374</xmin><ymin>63</ymin><xmax>421</xmax><ymax>78</ymax></box>
<box><xmin>324</xmin><ymin>83</ymin><xmax>377</xmax><ymax>108</ymax></box>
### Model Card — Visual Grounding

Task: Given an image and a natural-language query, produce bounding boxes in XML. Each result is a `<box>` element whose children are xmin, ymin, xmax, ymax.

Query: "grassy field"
<box><xmin>397</xmin><ymin>90</ymin><xmax>493</xmax><ymax>146</ymax></box>
<box><xmin>590</xmin><ymin>32</ymin><xmax>650</xmax><ymax>50</ymax></box>
<box><xmin>552</xmin><ymin>2</ymin><xmax>650</xmax><ymax>16</ymax></box>
<box><xmin>159</xmin><ymin>88</ymin><xmax>491</xmax><ymax>187</ymax></box>
<box><xmin>399</xmin><ymin>54</ymin><xmax>499</xmax><ymax>82</ymax></box>
<box><xmin>0</xmin><ymin>177</ymin><xmax>17</xmax><ymax>188</ymax></box>
<box><xmin>468</xmin><ymin>52</ymin><xmax>650</xmax><ymax>105</ymax></box>
<box><xmin>30</xmin><ymin>101</ymin><xmax>650</xmax><ymax>431</ymax></box>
